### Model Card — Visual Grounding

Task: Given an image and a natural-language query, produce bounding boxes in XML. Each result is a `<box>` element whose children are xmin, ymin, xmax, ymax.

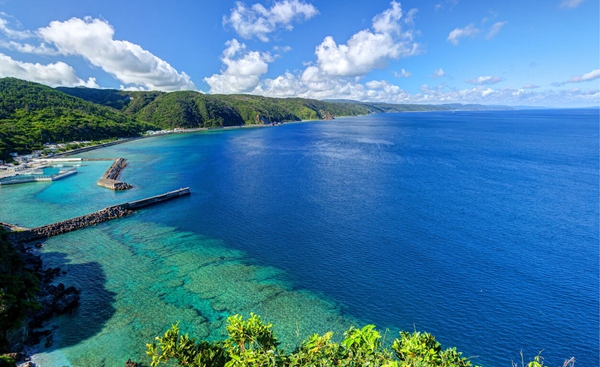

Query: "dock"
<box><xmin>7</xmin><ymin>188</ymin><xmax>191</xmax><ymax>244</ymax></box>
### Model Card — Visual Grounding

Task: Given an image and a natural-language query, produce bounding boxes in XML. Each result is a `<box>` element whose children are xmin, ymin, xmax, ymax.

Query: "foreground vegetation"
<box><xmin>0</xmin><ymin>229</ymin><xmax>39</xmax><ymax>352</ymax></box>
<box><xmin>147</xmin><ymin>313</ymin><xmax>478</xmax><ymax>367</ymax></box>
<box><xmin>147</xmin><ymin>314</ymin><xmax>573</xmax><ymax>367</ymax></box>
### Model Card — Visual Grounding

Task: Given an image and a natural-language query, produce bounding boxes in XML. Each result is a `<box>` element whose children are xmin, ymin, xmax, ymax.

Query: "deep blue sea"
<box><xmin>0</xmin><ymin>109</ymin><xmax>597</xmax><ymax>367</ymax></box>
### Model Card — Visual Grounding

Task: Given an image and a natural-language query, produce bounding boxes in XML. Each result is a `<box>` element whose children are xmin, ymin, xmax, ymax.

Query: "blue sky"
<box><xmin>0</xmin><ymin>0</ymin><xmax>598</xmax><ymax>107</ymax></box>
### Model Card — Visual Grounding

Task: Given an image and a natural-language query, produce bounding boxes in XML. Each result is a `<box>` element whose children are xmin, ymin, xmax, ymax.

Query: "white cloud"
<box><xmin>0</xmin><ymin>13</ymin><xmax>32</xmax><ymax>39</ymax></box>
<box><xmin>404</xmin><ymin>8</ymin><xmax>418</xmax><ymax>26</ymax></box>
<box><xmin>393</xmin><ymin>68</ymin><xmax>411</xmax><ymax>77</ymax></box>
<box><xmin>372</xmin><ymin>1</ymin><xmax>403</xmax><ymax>34</ymax></box>
<box><xmin>413</xmin><ymin>84</ymin><xmax>598</xmax><ymax>107</ymax></box>
<box><xmin>434</xmin><ymin>0</ymin><xmax>459</xmax><ymax>12</ymax></box>
<box><xmin>0</xmin><ymin>40</ymin><xmax>58</xmax><ymax>55</ymax></box>
<box><xmin>486</xmin><ymin>21</ymin><xmax>507</xmax><ymax>39</ymax></box>
<box><xmin>312</xmin><ymin>1</ymin><xmax>420</xmax><ymax>78</ymax></box>
<box><xmin>0</xmin><ymin>52</ymin><xmax>98</xmax><ymax>87</ymax></box>
<box><xmin>258</xmin><ymin>71</ymin><xmax>309</xmax><ymax>97</ymax></box>
<box><xmin>552</xmin><ymin>69</ymin><xmax>600</xmax><ymax>86</ymax></box>
<box><xmin>224</xmin><ymin>0</ymin><xmax>318</xmax><ymax>42</ymax></box>
<box><xmin>447</xmin><ymin>23</ymin><xmax>479</xmax><ymax>45</ymax></box>
<box><xmin>567</xmin><ymin>69</ymin><xmax>600</xmax><ymax>83</ymax></box>
<box><xmin>273</xmin><ymin>45</ymin><xmax>292</xmax><ymax>53</ymax></box>
<box><xmin>523</xmin><ymin>84</ymin><xmax>539</xmax><ymax>89</ymax></box>
<box><xmin>260</xmin><ymin>73</ymin><xmax>416</xmax><ymax>103</ymax></box>
<box><xmin>209</xmin><ymin>2</ymin><xmax>598</xmax><ymax>107</ymax></box>
<box><xmin>255</xmin><ymin>70</ymin><xmax>599</xmax><ymax>107</ymax></box>
<box><xmin>204</xmin><ymin>39</ymin><xmax>274</xmax><ymax>94</ymax></box>
<box><xmin>560</xmin><ymin>0</ymin><xmax>586</xmax><ymax>8</ymax></box>
<box><xmin>431</xmin><ymin>68</ymin><xmax>445</xmax><ymax>78</ymax></box>
<box><xmin>466</xmin><ymin>75</ymin><xmax>502</xmax><ymax>85</ymax></box>
<box><xmin>36</xmin><ymin>17</ymin><xmax>194</xmax><ymax>91</ymax></box>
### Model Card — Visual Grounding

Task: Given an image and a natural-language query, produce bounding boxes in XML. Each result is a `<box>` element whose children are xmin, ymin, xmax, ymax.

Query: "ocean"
<box><xmin>0</xmin><ymin>109</ymin><xmax>597</xmax><ymax>367</ymax></box>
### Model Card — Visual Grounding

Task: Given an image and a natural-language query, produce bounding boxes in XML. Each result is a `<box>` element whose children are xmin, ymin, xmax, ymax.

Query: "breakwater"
<box><xmin>97</xmin><ymin>158</ymin><xmax>132</xmax><ymax>190</ymax></box>
<box><xmin>122</xmin><ymin>187</ymin><xmax>191</xmax><ymax>209</ymax></box>
<box><xmin>8</xmin><ymin>187</ymin><xmax>190</xmax><ymax>244</ymax></box>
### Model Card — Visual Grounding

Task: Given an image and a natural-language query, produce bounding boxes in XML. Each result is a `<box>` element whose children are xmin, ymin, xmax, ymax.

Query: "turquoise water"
<box><xmin>0</xmin><ymin>110</ymin><xmax>597</xmax><ymax>367</ymax></box>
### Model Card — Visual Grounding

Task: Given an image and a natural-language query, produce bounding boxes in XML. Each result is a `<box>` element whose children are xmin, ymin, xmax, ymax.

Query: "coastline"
<box><xmin>52</xmin><ymin>120</ymin><xmax>323</xmax><ymax>157</ymax></box>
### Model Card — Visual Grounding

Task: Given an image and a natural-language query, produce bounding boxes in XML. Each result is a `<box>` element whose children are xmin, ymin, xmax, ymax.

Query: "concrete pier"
<box><xmin>8</xmin><ymin>187</ymin><xmax>191</xmax><ymax>244</ymax></box>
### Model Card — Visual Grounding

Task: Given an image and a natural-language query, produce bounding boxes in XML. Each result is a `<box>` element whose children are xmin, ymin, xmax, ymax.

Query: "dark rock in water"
<box><xmin>42</xmin><ymin>267</ymin><xmax>61</xmax><ymax>282</ymax></box>
<box><xmin>35</xmin><ymin>242</ymin><xmax>43</xmax><ymax>248</ymax></box>
<box><xmin>54</xmin><ymin>286</ymin><xmax>80</xmax><ymax>313</ymax></box>
<box><xmin>29</xmin><ymin>282</ymin><xmax>81</xmax><ymax>328</ymax></box>
<box><xmin>124</xmin><ymin>359</ymin><xmax>138</xmax><ymax>367</ymax></box>
<box><xmin>23</xmin><ymin>253</ymin><xmax>42</xmax><ymax>272</ymax></box>
<box><xmin>44</xmin><ymin>335</ymin><xmax>53</xmax><ymax>348</ymax></box>
<box><xmin>26</xmin><ymin>330</ymin><xmax>52</xmax><ymax>345</ymax></box>
<box><xmin>47</xmin><ymin>283</ymin><xmax>65</xmax><ymax>297</ymax></box>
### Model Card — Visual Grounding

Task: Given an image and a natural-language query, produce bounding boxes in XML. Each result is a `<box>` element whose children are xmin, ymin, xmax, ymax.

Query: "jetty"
<box><xmin>7</xmin><ymin>187</ymin><xmax>190</xmax><ymax>244</ymax></box>
<box><xmin>97</xmin><ymin>158</ymin><xmax>132</xmax><ymax>190</ymax></box>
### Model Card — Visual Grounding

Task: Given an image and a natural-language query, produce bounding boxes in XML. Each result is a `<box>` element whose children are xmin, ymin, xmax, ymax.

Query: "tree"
<box><xmin>146</xmin><ymin>314</ymin><xmax>484</xmax><ymax>367</ymax></box>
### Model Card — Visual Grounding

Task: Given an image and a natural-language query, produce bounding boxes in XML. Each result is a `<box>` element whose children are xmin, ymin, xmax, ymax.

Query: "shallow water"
<box><xmin>0</xmin><ymin>109</ymin><xmax>597</xmax><ymax>367</ymax></box>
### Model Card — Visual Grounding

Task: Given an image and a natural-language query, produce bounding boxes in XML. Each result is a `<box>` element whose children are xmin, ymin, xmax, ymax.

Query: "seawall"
<box><xmin>8</xmin><ymin>187</ymin><xmax>190</xmax><ymax>244</ymax></box>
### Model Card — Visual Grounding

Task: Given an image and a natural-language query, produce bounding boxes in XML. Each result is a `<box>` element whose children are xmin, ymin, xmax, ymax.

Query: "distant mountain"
<box><xmin>438</xmin><ymin>103</ymin><xmax>514</xmax><ymax>110</ymax></box>
<box><xmin>325</xmin><ymin>100</ymin><xmax>516</xmax><ymax>111</ymax></box>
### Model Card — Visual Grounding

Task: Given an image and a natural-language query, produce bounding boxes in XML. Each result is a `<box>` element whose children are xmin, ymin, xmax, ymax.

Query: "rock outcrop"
<box><xmin>29</xmin><ymin>283</ymin><xmax>80</xmax><ymax>329</ymax></box>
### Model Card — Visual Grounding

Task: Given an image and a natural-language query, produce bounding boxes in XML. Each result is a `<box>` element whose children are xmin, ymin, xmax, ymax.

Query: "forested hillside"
<box><xmin>134</xmin><ymin>92</ymin><xmax>246</xmax><ymax>128</ymax></box>
<box><xmin>0</xmin><ymin>78</ymin><xmax>153</xmax><ymax>160</ymax></box>
<box><xmin>57</xmin><ymin>87</ymin><xmax>392</xmax><ymax>126</ymax></box>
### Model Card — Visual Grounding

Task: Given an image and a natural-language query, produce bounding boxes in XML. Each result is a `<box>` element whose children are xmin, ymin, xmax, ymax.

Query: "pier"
<box><xmin>8</xmin><ymin>187</ymin><xmax>191</xmax><ymax>244</ymax></box>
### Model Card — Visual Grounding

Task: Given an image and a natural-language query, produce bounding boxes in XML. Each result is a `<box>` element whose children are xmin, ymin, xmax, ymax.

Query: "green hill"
<box><xmin>57</xmin><ymin>87</ymin><xmax>396</xmax><ymax>126</ymax></box>
<box><xmin>134</xmin><ymin>91</ymin><xmax>246</xmax><ymax>128</ymax></box>
<box><xmin>0</xmin><ymin>78</ymin><xmax>154</xmax><ymax>160</ymax></box>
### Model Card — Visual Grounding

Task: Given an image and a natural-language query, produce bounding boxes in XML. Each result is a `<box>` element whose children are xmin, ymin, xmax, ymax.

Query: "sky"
<box><xmin>0</xmin><ymin>0</ymin><xmax>598</xmax><ymax>107</ymax></box>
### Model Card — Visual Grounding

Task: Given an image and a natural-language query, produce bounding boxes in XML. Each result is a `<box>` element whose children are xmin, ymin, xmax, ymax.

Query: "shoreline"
<box><xmin>53</xmin><ymin>120</ymin><xmax>322</xmax><ymax>157</ymax></box>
